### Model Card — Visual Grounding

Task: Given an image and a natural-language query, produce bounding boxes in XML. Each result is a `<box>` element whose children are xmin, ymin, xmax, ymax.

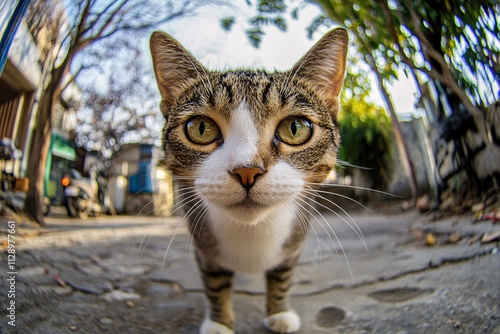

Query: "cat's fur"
<box><xmin>150</xmin><ymin>28</ymin><xmax>348</xmax><ymax>334</ymax></box>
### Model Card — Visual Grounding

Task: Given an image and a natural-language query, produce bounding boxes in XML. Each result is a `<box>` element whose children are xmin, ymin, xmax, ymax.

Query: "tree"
<box><xmin>223</xmin><ymin>0</ymin><xmax>420</xmax><ymax>201</ymax></box>
<box><xmin>338</xmin><ymin>95</ymin><xmax>393</xmax><ymax>190</ymax></box>
<box><xmin>377</xmin><ymin>0</ymin><xmax>499</xmax><ymax>118</ymax></box>
<box><xmin>24</xmin><ymin>0</ymin><xmax>221</xmax><ymax>225</ymax></box>
<box><xmin>75</xmin><ymin>53</ymin><xmax>162</xmax><ymax>167</ymax></box>
<box><xmin>312</xmin><ymin>0</ymin><xmax>420</xmax><ymax>202</ymax></box>
<box><xmin>338</xmin><ymin>60</ymin><xmax>393</xmax><ymax>189</ymax></box>
<box><xmin>225</xmin><ymin>0</ymin><xmax>500</xmax><ymax>202</ymax></box>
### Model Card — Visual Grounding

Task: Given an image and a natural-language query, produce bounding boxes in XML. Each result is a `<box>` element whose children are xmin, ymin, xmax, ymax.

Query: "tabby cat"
<box><xmin>150</xmin><ymin>28</ymin><xmax>348</xmax><ymax>334</ymax></box>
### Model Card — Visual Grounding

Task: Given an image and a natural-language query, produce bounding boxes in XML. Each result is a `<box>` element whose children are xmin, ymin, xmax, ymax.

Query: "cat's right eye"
<box><xmin>185</xmin><ymin>116</ymin><xmax>221</xmax><ymax>145</ymax></box>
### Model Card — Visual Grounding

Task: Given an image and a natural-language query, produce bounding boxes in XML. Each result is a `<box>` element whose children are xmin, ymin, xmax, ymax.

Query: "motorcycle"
<box><xmin>62</xmin><ymin>169</ymin><xmax>109</xmax><ymax>219</ymax></box>
<box><xmin>0</xmin><ymin>138</ymin><xmax>22</xmax><ymax>192</ymax></box>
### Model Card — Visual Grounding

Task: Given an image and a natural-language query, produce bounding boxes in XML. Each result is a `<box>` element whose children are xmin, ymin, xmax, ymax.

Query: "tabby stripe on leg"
<box><xmin>266</xmin><ymin>266</ymin><xmax>294</xmax><ymax>315</ymax></box>
<box><xmin>198</xmin><ymin>265</ymin><xmax>235</xmax><ymax>329</ymax></box>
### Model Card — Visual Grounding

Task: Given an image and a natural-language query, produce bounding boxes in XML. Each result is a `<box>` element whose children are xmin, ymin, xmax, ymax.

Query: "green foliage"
<box><xmin>338</xmin><ymin>98</ymin><xmax>393</xmax><ymax>188</ymax></box>
<box><xmin>245</xmin><ymin>13</ymin><xmax>288</xmax><ymax>47</ymax></box>
<box><xmin>220</xmin><ymin>17</ymin><xmax>235</xmax><ymax>31</ymax></box>
<box><xmin>402</xmin><ymin>0</ymin><xmax>500</xmax><ymax>107</ymax></box>
<box><xmin>312</xmin><ymin>0</ymin><xmax>402</xmax><ymax>84</ymax></box>
<box><xmin>247</xmin><ymin>28</ymin><xmax>265</xmax><ymax>48</ymax></box>
<box><xmin>238</xmin><ymin>0</ymin><xmax>293</xmax><ymax>48</ymax></box>
<box><xmin>237</xmin><ymin>0</ymin><xmax>499</xmax><ymax>108</ymax></box>
<box><xmin>258</xmin><ymin>0</ymin><xmax>286</xmax><ymax>12</ymax></box>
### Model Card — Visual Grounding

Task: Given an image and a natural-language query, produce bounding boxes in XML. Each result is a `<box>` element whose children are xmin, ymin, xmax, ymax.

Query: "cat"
<box><xmin>150</xmin><ymin>28</ymin><xmax>348</xmax><ymax>334</ymax></box>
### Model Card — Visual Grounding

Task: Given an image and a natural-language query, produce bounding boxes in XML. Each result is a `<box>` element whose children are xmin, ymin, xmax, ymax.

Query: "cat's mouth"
<box><xmin>228</xmin><ymin>197</ymin><xmax>266</xmax><ymax>211</ymax></box>
<box><xmin>222</xmin><ymin>197</ymin><xmax>274</xmax><ymax>224</ymax></box>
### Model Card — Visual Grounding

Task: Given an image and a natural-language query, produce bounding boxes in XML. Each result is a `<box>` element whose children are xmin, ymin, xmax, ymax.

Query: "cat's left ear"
<box><xmin>291</xmin><ymin>28</ymin><xmax>348</xmax><ymax>104</ymax></box>
<box><xmin>150</xmin><ymin>31</ymin><xmax>207</xmax><ymax>115</ymax></box>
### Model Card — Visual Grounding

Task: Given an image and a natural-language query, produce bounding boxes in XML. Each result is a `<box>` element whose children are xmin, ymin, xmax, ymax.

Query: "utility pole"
<box><xmin>0</xmin><ymin>0</ymin><xmax>31</xmax><ymax>75</ymax></box>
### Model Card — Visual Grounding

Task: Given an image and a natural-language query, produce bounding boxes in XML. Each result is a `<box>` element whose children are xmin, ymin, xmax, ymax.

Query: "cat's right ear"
<box><xmin>150</xmin><ymin>31</ymin><xmax>207</xmax><ymax>115</ymax></box>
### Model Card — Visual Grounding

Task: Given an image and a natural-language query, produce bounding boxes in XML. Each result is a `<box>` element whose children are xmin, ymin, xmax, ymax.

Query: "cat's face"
<box><xmin>151</xmin><ymin>29</ymin><xmax>348</xmax><ymax>225</ymax></box>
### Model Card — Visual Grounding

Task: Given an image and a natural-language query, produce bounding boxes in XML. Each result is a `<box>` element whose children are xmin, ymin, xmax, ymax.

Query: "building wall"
<box><xmin>387</xmin><ymin>117</ymin><xmax>436</xmax><ymax>198</ymax></box>
<box><xmin>0</xmin><ymin>1</ymin><xmax>18</xmax><ymax>43</ymax></box>
<box><xmin>110</xmin><ymin>144</ymin><xmax>173</xmax><ymax>216</ymax></box>
<box><xmin>0</xmin><ymin>12</ymin><xmax>42</xmax><ymax>178</ymax></box>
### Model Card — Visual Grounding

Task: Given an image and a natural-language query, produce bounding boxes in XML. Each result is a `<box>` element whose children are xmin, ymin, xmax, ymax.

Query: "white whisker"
<box><xmin>306</xmin><ymin>182</ymin><xmax>400</xmax><ymax>198</ymax></box>
<box><xmin>335</xmin><ymin>159</ymin><xmax>373</xmax><ymax>170</ymax></box>
<box><xmin>310</xmin><ymin>188</ymin><xmax>373</xmax><ymax>212</ymax></box>
<box><xmin>295</xmin><ymin>196</ymin><xmax>354</xmax><ymax>283</ymax></box>
<box><xmin>136</xmin><ymin>197</ymin><xmax>157</xmax><ymax>216</ymax></box>
<box><xmin>302</xmin><ymin>189</ymin><xmax>368</xmax><ymax>252</ymax></box>
<box><xmin>158</xmin><ymin>198</ymin><xmax>205</xmax><ymax>281</ymax></box>
<box><xmin>187</xmin><ymin>202</ymin><xmax>210</xmax><ymax>252</ymax></box>
<box><xmin>291</xmin><ymin>198</ymin><xmax>340</xmax><ymax>263</ymax></box>
<box><xmin>137</xmin><ymin>188</ymin><xmax>199</xmax><ymax>260</ymax></box>
<box><xmin>287</xmin><ymin>199</ymin><xmax>322</xmax><ymax>261</ymax></box>
<box><xmin>129</xmin><ymin>178</ymin><xmax>172</xmax><ymax>200</ymax></box>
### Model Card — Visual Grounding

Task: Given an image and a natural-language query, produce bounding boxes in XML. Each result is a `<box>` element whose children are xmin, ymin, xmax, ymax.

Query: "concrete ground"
<box><xmin>0</xmin><ymin>204</ymin><xmax>499</xmax><ymax>333</ymax></box>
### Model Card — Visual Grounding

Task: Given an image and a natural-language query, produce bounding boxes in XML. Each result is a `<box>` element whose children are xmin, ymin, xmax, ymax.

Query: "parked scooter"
<box><xmin>0</xmin><ymin>138</ymin><xmax>21</xmax><ymax>192</ymax></box>
<box><xmin>62</xmin><ymin>169</ymin><xmax>110</xmax><ymax>219</ymax></box>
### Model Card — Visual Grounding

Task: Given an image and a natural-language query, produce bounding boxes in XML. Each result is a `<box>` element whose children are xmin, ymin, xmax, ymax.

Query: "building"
<box><xmin>0</xmin><ymin>0</ymin><xmax>41</xmax><ymax>184</ymax></box>
<box><xmin>1</xmin><ymin>0</ymin><xmax>78</xmax><ymax>212</ymax></box>
<box><xmin>109</xmin><ymin>144</ymin><xmax>173</xmax><ymax>216</ymax></box>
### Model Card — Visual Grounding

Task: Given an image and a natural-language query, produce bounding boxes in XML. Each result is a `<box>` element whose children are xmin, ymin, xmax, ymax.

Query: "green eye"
<box><xmin>186</xmin><ymin>116</ymin><xmax>220</xmax><ymax>145</ymax></box>
<box><xmin>276</xmin><ymin>116</ymin><xmax>313</xmax><ymax>146</ymax></box>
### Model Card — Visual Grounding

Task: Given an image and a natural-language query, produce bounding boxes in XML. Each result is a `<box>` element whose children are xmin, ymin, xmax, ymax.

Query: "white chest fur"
<box><xmin>208</xmin><ymin>204</ymin><xmax>297</xmax><ymax>273</ymax></box>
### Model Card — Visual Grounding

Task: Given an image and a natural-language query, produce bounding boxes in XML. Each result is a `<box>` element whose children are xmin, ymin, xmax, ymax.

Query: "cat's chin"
<box><xmin>212</xmin><ymin>199</ymin><xmax>276</xmax><ymax>226</ymax></box>
<box><xmin>228</xmin><ymin>198</ymin><xmax>264</xmax><ymax>211</ymax></box>
<box><xmin>230</xmin><ymin>201</ymin><xmax>271</xmax><ymax>224</ymax></box>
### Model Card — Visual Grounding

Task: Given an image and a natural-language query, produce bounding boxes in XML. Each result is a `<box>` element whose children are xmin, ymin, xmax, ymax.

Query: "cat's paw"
<box><xmin>263</xmin><ymin>310</ymin><xmax>301</xmax><ymax>333</ymax></box>
<box><xmin>199</xmin><ymin>318</ymin><xmax>234</xmax><ymax>334</ymax></box>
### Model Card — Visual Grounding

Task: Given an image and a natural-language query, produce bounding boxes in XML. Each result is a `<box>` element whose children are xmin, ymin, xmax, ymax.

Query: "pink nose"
<box><xmin>231</xmin><ymin>167</ymin><xmax>265</xmax><ymax>190</ymax></box>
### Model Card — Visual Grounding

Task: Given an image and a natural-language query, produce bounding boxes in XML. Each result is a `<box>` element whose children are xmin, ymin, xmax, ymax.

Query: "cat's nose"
<box><xmin>231</xmin><ymin>166</ymin><xmax>265</xmax><ymax>190</ymax></box>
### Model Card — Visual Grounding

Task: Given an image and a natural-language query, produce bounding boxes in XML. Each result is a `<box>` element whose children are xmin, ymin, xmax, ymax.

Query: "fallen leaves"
<box><xmin>481</xmin><ymin>231</ymin><xmax>500</xmax><ymax>243</ymax></box>
<box><xmin>425</xmin><ymin>233</ymin><xmax>437</xmax><ymax>246</ymax></box>
<box><xmin>52</xmin><ymin>273</ymin><xmax>67</xmax><ymax>287</ymax></box>
<box><xmin>422</xmin><ymin>232</ymin><xmax>462</xmax><ymax>246</ymax></box>
<box><xmin>447</xmin><ymin>232</ymin><xmax>462</xmax><ymax>244</ymax></box>
<box><xmin>414</xmin><ymin>229</ymin><xmax>498</xmax><ymax>247</ymax></box>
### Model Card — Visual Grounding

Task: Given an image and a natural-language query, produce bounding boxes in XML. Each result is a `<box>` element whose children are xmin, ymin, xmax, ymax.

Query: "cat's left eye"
<box><xmin>275</xmin><ymin>116</ymin><xmax>313</xmax><ymax>146</ymax></box>
<box><xmin>185</xmin><ymin>116</ymin><xmax>221</xmax><ymax>145</ymax></box>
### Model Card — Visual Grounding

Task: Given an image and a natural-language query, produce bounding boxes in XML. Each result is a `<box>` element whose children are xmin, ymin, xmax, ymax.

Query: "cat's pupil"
<box><xmin>199</xmin><ymin>121</ymin><xmax>206</xmax><ymax>136</ymax></box>
<box><xmin>291</xmin><ymin>121</ymin><xmax>297</xmax><ymax>136</ymax></box>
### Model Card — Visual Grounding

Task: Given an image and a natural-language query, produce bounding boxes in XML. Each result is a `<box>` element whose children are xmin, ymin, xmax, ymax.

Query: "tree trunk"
<box><xmin>25</xmin><ymin>61</ymin><xmax>66</xmax><ymax>225</ymax></box>
<box><xmin>25</xmin><ymin>87</ymin><xmax>58</xmax><ymax>225</ymax></box>
<box><xmin>362</xmin><ymin>47</ymin><xmax>420</xmax><ymax>204</ymax></box>
<box><xmin>377</xmin><ymin>76</ymin><xmax>419</xmax><ymax>204</ymax></box>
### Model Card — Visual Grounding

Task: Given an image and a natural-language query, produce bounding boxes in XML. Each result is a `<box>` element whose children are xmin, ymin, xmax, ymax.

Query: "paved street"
<box><xmin>1</xmin><ymin>205</ymin><xmax>499</xmax><ymax>333</ymax></box>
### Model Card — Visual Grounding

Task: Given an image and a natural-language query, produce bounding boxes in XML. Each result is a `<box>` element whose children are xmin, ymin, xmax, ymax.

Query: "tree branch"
<box><xmin>401</xmin><ymin>0</ymin><xmax>497</xmax><ymax>149</ymax></box>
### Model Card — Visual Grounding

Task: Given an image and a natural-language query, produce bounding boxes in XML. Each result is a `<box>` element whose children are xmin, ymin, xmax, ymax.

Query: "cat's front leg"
<box><xmin>196</xmin><ymin>252</ymin><xmax>235</xmax><ymax>334</ymax></box>
<box><xmin>264</xmin><ymin>264</ymin><xmax>301</xmax><ymax>333</ymax></box>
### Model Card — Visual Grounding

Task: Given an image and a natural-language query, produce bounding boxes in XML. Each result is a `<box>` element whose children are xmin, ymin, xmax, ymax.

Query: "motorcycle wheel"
<box><xmin>43</xmin><ymin>197</ymin><xmax>51</xmax><ymax>216</ymax></box>
<box><xmin>66</xmin><ymin>198</ymin><xmax>77</xmax><ymax>217</ymax></box>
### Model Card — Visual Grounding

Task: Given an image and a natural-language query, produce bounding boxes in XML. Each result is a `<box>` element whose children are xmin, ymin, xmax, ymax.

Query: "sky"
<box><xmin>156</xmin><ymin>1</ymin><xmax>419</xmax><ymax>116</ymax></box>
